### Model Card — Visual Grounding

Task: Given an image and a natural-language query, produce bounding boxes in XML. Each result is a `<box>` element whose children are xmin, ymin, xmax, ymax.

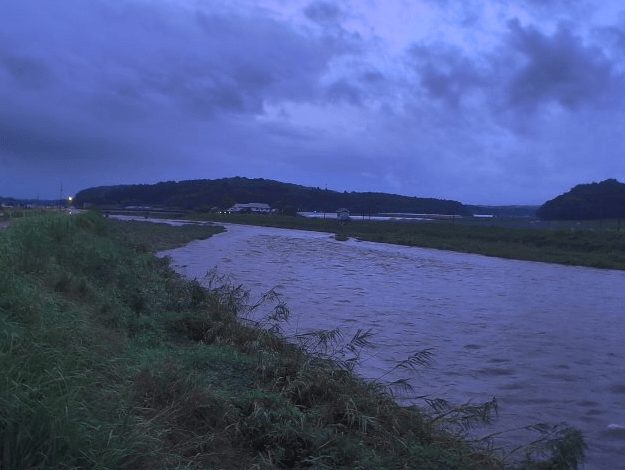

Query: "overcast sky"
<box><xmin>2</xmin><ymin>0</ymin><xmax>625</xmax><ymax>204</ymax></box>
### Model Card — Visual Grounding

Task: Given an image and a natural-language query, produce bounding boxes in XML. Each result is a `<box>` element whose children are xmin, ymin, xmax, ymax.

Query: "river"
<box><xmin>158</xmin><ymin>222</ymin><xmax>625</xmax><ymax>469</ymax></box>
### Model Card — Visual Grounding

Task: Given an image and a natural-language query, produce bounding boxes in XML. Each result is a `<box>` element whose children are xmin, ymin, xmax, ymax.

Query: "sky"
<box><xmin>2</xmin><ymin>0</ymin><xmax>625</xmax><ymax>205</ymax></box>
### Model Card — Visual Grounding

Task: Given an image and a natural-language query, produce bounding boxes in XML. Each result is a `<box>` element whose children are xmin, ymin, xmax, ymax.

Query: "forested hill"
<box><xmin>74</xmin><ymin>177</ymin><xmax>471</xmax><ymax>215</ymax></box>
<box><xmin>537</xmin><ymin>179</ymin><xmax>625</xmax><ymax>220</ymax></box>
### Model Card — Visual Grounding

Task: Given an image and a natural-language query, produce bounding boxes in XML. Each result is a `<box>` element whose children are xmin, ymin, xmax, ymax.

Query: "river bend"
<box><xmin>159</xmin><ymin>223</ymin><xmax>625</xmax><ymax>469</ymax></box>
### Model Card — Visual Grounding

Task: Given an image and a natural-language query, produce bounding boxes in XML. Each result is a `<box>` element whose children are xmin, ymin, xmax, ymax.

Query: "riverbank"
<box><xmin>0</xmin><ymin>212</ymin><xmax>584</xmax><ymax>469</ymax></box>
<box><xmin>185</xmin><ymin>213</ymin><xmax>625</xmax><ymax>270</ymax></box>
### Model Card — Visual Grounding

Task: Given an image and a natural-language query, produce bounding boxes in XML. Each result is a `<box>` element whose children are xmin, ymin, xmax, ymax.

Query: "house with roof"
<box><xmin>336</xmin><ymin>208</ymin><xmax>350</xmax><ymax>221</ymax></box>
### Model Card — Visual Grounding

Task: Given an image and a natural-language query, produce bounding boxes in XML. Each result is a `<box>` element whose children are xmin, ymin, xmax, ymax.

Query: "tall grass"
<box><xmin>0</xmin><ymin>211</ymin><xmax>586</xmax><ymax>469</ymax></box>
<box><xmin>0</xmin><ymin>213</ymin><xmax>141</xmax><ymax>469</ymax></box>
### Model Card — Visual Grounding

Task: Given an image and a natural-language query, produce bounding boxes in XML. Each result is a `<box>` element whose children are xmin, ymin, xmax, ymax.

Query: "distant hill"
<box><xmin>74</xmin><ymin>177</ymin><xmax>472</xmax><ymax>216</ymax></box>
<box><xmin>537</xmin><ymin>179</ymin><xmax>625</xmax><ymax>220</ymax></box>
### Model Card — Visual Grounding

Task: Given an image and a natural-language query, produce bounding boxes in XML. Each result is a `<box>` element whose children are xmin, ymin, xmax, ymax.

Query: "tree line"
<box><xmin>537</xmin><ymin>179</ymin><xmax>625</xmax><ymax>220</ymax></box>
<box><xmin>74</xmin><ymin>177</ymin><xmax>471</xmax><ymax>216</ymax></box>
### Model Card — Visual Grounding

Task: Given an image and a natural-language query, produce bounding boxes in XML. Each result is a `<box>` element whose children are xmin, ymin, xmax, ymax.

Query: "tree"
<box><xmin>219</xmin><ymin>196</ymin><xmax>236</xmax><ymax>211</ymax></box>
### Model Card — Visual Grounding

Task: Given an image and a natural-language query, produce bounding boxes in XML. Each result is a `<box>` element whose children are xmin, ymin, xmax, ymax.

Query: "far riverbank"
<box><xmin>182</xmin><ymin>212</ymin><xmax>625</xmax><ymax>270</ymax></box>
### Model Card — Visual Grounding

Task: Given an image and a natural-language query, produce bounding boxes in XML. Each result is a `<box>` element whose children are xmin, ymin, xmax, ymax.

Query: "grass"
<box><xmin>186</xmin><ymin>212</ymin><xmax>625</xmax><ymax>270</ymax></box>
<box><xmin>106</xmin><ymin>217</ymin><xmax>224</xmax><ymax>252</ymax></box>
<box><xmin>0</xmin><ymin>211</ymin><xmax>586</xmax><ymax>469</ymax></box>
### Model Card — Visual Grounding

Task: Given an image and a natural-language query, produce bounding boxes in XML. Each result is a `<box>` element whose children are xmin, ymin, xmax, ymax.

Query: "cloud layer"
<box><xmin>1</xmin><ymin>0</ymin><xmax>625</xmax><ymax>204</ymax></box>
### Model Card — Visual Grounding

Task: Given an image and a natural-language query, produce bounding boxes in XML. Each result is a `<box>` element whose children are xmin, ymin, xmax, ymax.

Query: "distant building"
<box><xmin>228</xmin><ymin>203</ymin><xmax>273</xmax><ymax>214</ymax></box>
<box><xmin>336</xmin><ymin>208</ymin><xmax>350</xmax><ymax>221</ymax></box>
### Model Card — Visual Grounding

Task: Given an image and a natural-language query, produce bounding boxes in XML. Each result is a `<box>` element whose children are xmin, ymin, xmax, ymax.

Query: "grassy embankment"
<box><xmin>0</xmin><ymin>211</ymin><xmax>585</xmax><ymax>469</ymax></box>
<box><xmin>188</xmin><ymin>213</ymin><xmax>625</xmax><ymax>270</ymax></box>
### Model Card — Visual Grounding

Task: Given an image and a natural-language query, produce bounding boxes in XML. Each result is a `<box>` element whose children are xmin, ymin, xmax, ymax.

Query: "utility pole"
<box><xmin>59</xmin><ymin>184</ymin><xmax>63</xmax><ymax>210</ymax></box>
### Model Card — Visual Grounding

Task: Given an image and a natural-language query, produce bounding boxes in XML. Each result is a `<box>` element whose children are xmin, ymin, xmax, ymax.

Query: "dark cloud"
<box><xmin>325</xmin><ymin>79</ymin><xmax>363</xmax><ymax>105</ymax></box>
<box><xmin>0</xmin><ymin>53</ymin><xmax>54</xmax><ymax>90</ymax></box>
<box><xmin>513</xmin><ymin>0</ymin><xmax>590</xmax><ymax>14</ymax></box>
<box><xmin>1</xmin><ymin>0</ymin><xmax>625</xmax><ymax>205</ymax></box>
<box><xmin>594</xmin><ymin>19</ymin><xmax>625</xmax><ymax>57</ymax></box>
<box><xmin>503</xmin><ymin>19</ymin><xmax>618</xmax><ymax>111</ymax></box>
<box><xmin>404</xmin><ymin>16</ymin><xmax>622</xmax><ymax>124</ymax></box>
<box><xmin>1</xmin><ymin>0</ymin><xmax>358</xmax><ymax>122</ymax></box>
<box><xmin>85</xmin><ymin>5</ymin><xmax>359</xmax><ymax>119</ymax></box>
<box><xmin>359</xmin><ymin>70</ymin><xmax>385</xmax><ymax>84</ymax></box>
<box><xmin>88</xmin><ymin>6</ymin><xmax>345</xmax><ymax>118</ymax></box>
<box><xmin>303</xmin><ymin>1</ymin><xmax>345</xmax><ymax>26</ymax></box>
<box><xmin>193</xmin><ymin>10</ymin><xmax>352</xmax><ymax>111</ymax></box>
<box><xmin>0</xmin><ymin>0</ymin><xmax>358</xmax><ymax>188</ymax></box>
<box><xmin>0</xmin><ymin>109</ymin><xmax>158</xmax><ymax>170</ymax></box>
<box><xmin>491</xmin><ymin>0</ymin><xmax>599</xmax><ymax>23</ymax></box>
<box><xmin>421</xmin><ymin>0</ymin><xmax>485</xmax><ymax>28</ymax></box>
<box><xmin>407</xmin><ymin>43</ymin><xmax>485</xmax><ymax>108</ymax></box>
<box><xmin>261</xmin><ymin>122</ymin><xmax>317</xmax><ymax>142</ymax></box>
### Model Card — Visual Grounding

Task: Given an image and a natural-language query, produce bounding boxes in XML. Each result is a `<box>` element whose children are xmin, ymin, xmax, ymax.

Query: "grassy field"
<box><xmin>0</xmin><ymin>211</ymin><xmax>586</xmax><ymax>469</ymax></box>
<box><xmin>187</xmin><ymin>212</ymin><xmax>625</xmax><ymax>270</ymax></box>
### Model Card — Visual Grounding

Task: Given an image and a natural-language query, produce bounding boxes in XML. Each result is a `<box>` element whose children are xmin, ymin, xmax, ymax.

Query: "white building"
<box><xmin>228</xmin><ymin>203</ymin><xmax>273</xmax><ymax>214</ymax></box>
<box><xmin>336</xmin><ymin>208</ymin><xmax>350</xmax><ymax>221</ymax></box>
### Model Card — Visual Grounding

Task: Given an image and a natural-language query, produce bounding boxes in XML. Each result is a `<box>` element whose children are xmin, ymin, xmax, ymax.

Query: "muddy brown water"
<box><xmin>154</xmin><ymin>221</ymin><xmax>625</xmax><ymax>469</ymax></box>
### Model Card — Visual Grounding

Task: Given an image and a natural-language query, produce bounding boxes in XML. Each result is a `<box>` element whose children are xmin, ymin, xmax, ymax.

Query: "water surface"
<box><xmin>160</xmin><ymin>223</ymin><xmax>625</xmax><ymax>469</ymax></box>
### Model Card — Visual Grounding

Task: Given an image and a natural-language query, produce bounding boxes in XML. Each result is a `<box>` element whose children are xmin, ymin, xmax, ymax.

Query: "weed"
<box><xmin>502</xmin><ymin>423</ymin><xmax>587</xmax><ymax>470</ymax></box>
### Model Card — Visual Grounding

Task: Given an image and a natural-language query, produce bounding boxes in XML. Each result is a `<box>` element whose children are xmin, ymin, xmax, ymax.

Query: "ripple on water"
<box><xmin>518</xmin><ymin>396</ymin><xmax>556</xmax><ymax>405</ymax></box>
<box><xmin>577</xmin><ymin>400</ymin><xmax>601</xmax><ymax>407</ymax></box>
<box><xmin>607</xmin><ymin>383</ymin><xmax>625</xmax><ymax>394</ymax></box>
<box><xmin>499</xmin><ymin>381</ymin><xmax>531</xmax><ymax>391</ymax></box>
<box><xmin>540</xmin><ymin>372</ymin><xmax>580</xmax><ymax>383</ymax></box>
<box><xmin>474</xmin><ymin>367</ymin><xmax>517</xmax><ymax>377</ymax></box>
<box><xmin>488</xmin><ymin>357</ymin><xmax>511</xmax><ymax>364</ymax></box>
<box><xmin>161</xmin><ymin>223</ymin><xmax>625</xmax><ymax>470</ymax></box>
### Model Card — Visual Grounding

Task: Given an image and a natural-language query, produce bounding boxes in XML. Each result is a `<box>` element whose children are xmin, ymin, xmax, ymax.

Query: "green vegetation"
<box><xmin>188</xmin><ymin>213</ymin><xmax>625</xmax><ymax>270</ymax></box>
<box><xmin>73</xmin><ymin>176</ymin><xmax>470</xmax><ymax>215</ymax></box>
<box><xmin>537</xmin><ymin>178</ymin><xmax>625</xmax><ymax>220</ymax></box>
<box><xmin>333</xmin><ymin>219</ymin><xmax>625</xmax><ymax>270</ymax></box>
<box><xmin>107</xmin><ymin>218</ymin><xmax>224</xmax><ymax>252</ymax></box>
<box><xmin>1</xmin><ymin>212</ymin><xmax>585</xmax><ymax>469</ymax></box>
